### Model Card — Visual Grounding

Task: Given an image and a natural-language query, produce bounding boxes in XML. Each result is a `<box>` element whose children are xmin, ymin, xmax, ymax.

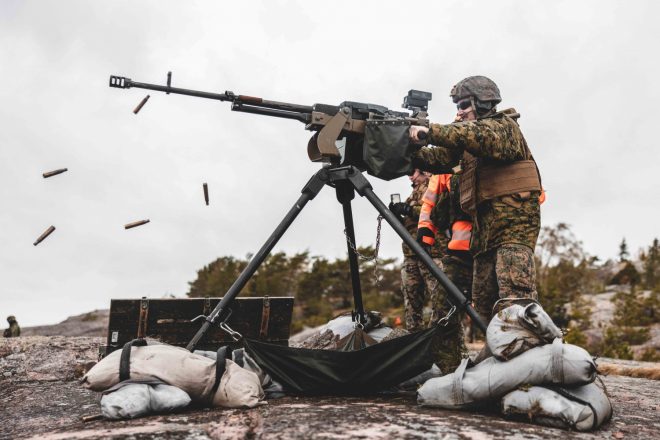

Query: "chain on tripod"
<box><xmin>343</xmin><ymin>215</ymin><xmax>384</xmax><ymax>288</ymax></box>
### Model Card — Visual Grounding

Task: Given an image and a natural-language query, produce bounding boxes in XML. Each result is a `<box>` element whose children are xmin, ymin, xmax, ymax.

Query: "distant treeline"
<box><xmin>187</xmin><ymin>247</ymin><xmax>402</xmax><ymax>331</ymax></box>
<box><xmin>187</xmin><ymin>224</ymin><xmax>659</xmax><ymax>358</ymax></box>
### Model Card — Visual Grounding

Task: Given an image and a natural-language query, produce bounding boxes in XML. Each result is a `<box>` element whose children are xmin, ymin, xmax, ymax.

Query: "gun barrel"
<box><xmin>109</xmin><ymin>75</ymin><xmax>312</xmax><ymax>121</ymax></box>
<box><xmin>118</xmin><ymin>78</ymin><xmax>235</xmax><ymax>102</ymax></box>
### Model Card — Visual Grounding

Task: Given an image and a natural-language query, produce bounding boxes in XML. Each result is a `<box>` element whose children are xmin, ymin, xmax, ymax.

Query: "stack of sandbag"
<box><xmin>418</xmin><ymin>302</ymin><xmax>612</xmax><ymax>431</ymax></box>
<box><xmin>82</xmin><ymin>341</ymin><xmax>266</xmax><ymax>419</ymax></box>
<box><xmin>418</xmin><ymin>339</ymin><xmax>598</xmax><ymax>408</ymax></box>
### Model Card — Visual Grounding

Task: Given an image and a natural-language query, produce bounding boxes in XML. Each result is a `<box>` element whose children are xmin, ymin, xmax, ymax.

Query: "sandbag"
<box><xmin>487</xmin><ymin>303</ymin><xmax>562</xmax><ymax>360</ymax></box>
<box><xmin>233</xmin><ymin>348</ymin><xmax>285</xmax><ymax>399</ymax></box>
<box><xmin>101</xmin><ymin>382</ymin><xmax>191</xmax><ymax>420</ymax></box>
<box><xmin>502</xmin><ymin>382</ymin><xmax>612</xmax><ymax>431</ymax></box>
<box><xmin>418</xmin><ymin>339</ymin><xmax>597</xmax><ymax>409</ymax></box>
<box><xmin>82</xmin><ymin>344</ymin><xmax>216</xmax><ymax>403</ymax></box>
<box><xmin>196</xmin><ymin>348</ymin><xmax>285</xmax><ymax>399</ymax></box>
<box><xmin>396</xmin><ymin>364</ymin><xmax>443</xmax><ymax>393</ymax></box>
<box><xmin>212</xmin><ymin>359</ymin><xmax>266</xmax><ymax>408</ymax></box>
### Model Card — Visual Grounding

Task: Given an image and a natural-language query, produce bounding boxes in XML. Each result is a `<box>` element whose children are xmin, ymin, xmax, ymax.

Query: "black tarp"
<box><xmin>244</xmin><ymin>326</ymin><xmax>439</xmax><ymax>395</ymax></box>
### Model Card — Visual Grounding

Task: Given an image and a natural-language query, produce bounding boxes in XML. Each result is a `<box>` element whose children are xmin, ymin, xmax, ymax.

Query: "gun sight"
<box><xmin>403</xmin><ymin>89</ymin><xmax>432</xmax><ymax>113</ymax></box>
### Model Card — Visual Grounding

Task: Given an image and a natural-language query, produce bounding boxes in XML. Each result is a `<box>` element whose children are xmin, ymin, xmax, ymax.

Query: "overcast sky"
<box><xmin>1</xmin><ymin>1</ymin><xmax>658</xmax><ymax>326</ymax></box>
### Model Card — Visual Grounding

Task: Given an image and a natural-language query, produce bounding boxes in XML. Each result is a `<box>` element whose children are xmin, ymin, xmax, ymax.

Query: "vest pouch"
<box><xmin>478</xmin><ymin>160</ymin><xmax>541</xmax><ymax>201</ymax></box>
<box><xmin>459</xmin><ymin>155</ymin><xmax>478</xmax><ymax>216</ymax></box>
<box><xmin>363</xmin><ymin>119</ymin><xmax>416</xmax><ymax>181</ymax></box>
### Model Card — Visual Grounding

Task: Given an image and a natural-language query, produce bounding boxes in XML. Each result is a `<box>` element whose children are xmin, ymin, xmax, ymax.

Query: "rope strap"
<box><xmin>212</xmin><ymin>346</ymin><xmax>233</xmax><ymax>394</ymax></box>
<box><xmin>119</xmin><ymin>339</ymin><xmax>148</xmax><ymax>382</ymax></box>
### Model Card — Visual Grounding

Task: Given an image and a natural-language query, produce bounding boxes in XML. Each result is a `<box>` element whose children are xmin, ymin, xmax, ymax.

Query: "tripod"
<box><xmin>186</xmin><ymin>165</ymin><xmax>487</xmax><ymax>351</ymax></box>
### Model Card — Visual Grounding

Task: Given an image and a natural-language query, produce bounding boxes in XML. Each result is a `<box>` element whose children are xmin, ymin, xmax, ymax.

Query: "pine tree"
<box><xmin>643</xmin><ymin>238</ymin><xmax>660</xmax><ymax>290</ymax></box>
<box><xmin>618</xmin><ymin>237</ymin><xmax>629</xmax><ymax>262</ymax></box>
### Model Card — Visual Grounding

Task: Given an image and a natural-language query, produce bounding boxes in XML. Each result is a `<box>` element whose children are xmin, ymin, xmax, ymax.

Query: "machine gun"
<box><xmin>109</xmin><ymin>74</ymin><xmax>431</xmax><ymax>180</ymax></box>
<box><xmin>108</xmin><ymin>72</ymin><xmax>487</xmax><ymax>352</ymax></box>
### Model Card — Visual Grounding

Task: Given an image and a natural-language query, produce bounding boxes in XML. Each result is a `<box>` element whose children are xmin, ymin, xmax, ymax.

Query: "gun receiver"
<box><xmin>109</xmin><ymin>74</ymin><xmax>431</xmax><ymax>180</ymax></box>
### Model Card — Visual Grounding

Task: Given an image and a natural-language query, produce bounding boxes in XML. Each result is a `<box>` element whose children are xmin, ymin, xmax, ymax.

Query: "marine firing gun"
<box><xmin>109</xmin><ymin>74</ymin><xmax>431</xmax><ymax>180</ymax></box>
<box><xmin>108</xmin><ymin>72</ymin><xmax>488</xmax><ymax>347</ymax></box>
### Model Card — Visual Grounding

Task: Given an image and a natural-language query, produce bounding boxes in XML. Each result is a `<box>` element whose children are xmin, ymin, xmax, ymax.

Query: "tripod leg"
<box><xmin>186</xmin><ymin>170</ymin><xmax>328</xmax><ymax>351</ymax></box>
<box><xmin>346</xmin><ymin>169</ymin><xmax>488</xmax><ymax>334</ymax></box>
<box><xmin>336</xmin><ymin>182</ymin><xmax>366</xmax><ymax>324</ymax></box>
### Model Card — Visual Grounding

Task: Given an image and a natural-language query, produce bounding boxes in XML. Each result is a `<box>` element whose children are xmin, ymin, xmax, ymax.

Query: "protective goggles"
<box><xmin>456</xmin><ymin>99</ymin><xmax>473</xmax><ymax>111</ymax></box>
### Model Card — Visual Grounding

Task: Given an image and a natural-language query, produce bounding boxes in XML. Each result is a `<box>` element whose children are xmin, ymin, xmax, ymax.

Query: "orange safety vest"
<box><xmin>418</xmin><ymin>174</ymin><xmax>472</xmax><ymax>250</ymax></box>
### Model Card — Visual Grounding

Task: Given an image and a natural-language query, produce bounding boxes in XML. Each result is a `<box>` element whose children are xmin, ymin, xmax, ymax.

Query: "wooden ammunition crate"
<box><xmin>100</xmin><ymin>296</ymin><xmax>294</xmax><ymax>357</ymax></box>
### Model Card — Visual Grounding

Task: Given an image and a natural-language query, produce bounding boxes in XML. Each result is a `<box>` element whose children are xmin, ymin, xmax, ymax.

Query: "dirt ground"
<box><xmin>1</xmin><ymin>336</ymin><xmax>659</xmax><ymax>440</ymax></box>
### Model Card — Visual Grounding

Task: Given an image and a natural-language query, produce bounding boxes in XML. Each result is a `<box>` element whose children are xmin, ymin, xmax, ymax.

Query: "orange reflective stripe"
<box><xmin>451</xmin><ymin>229</ymin><xmax>472</xmax><ymax>241</ymax></box>
<box><xmin>422</xmin><ymin>236</ymin><xmax>435</xmax><ymax>245</ymax></box>
<box><xmin>448</xmin><ymin>241</ymin><xmax>470</xmax><ymax>251</ymax></box>
<box><xmin>421</xmin><ymin>175</ymin><xmax>441</xmax><ymax>206</ymax></box>
<box><xmin>418</xmin><ymin>203</ymin><xmax>437</xmax><ymax>233</ymax></box>
<box><xmin>418</xmin><ymin>175</ymin><xmax>440</xmax><ymax>233</ymax></box>
<box><xmin>448</xmin><ymin>220</ymin><xmax>472</xmax><ymax>251</ymax></box>
<box><xmin>453</xmin><ymin>220</ymin><xmax>471</xmax><ymax>230</ymax></box>
<box><xmin>418</xmin><ymin>173</ymin><xmax>454</xmax><ymax>239</ymax></box>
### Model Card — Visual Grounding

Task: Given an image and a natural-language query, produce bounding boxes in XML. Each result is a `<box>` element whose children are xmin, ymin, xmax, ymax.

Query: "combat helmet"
<box><xmin>7</xmin><ymin>315</ymin><xmax>16</xmax><ymax>323</ymax></box>
<box><xmin>450</xmin><ymin>76</ymin><xmax>501</xmax><ymax>115</ymax></box>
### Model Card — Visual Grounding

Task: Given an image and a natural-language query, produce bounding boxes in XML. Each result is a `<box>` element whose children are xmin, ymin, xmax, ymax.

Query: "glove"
<box><xmin>416</xmin><ymin>227</ymin><xmax>435</xmax><ymax>254</ymax></box>
<box><xmin>389</xmin><ymin>202</ymin><xmax>412</xmax><ymax>218</ymax></box>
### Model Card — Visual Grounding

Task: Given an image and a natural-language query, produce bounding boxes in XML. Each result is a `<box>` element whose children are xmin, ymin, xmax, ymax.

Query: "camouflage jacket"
<box><xmin>414</xmin><ymin>109</ymin><xmax>541</xmax><ymax>256</ymax></box>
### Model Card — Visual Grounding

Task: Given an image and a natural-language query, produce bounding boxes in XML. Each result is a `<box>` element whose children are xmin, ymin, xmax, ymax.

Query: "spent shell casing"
<box><xmin>33</xmin><ymin>225</ymin><xmax>56</xmax><ymax>246</ymax></box>
<box><xmin>42</xmin><ymin>168</ymin><xmax>68</xmax><ymax>178</ymax></box>
<box><xmin>133</xmin><ymin>95</ymin><xmax>150</xmax><ymax>114</ymax></box>
<box><xmin>81</xmin><ymin>414</ymin><xmax>103</xmax><ymax>423</ymax></box>
<box><xmin>203</xmin><ymin>182</ymin><xmax>209</xmax><ymax>205</ymax></box>
<box><xmin>124</xmin><ymin>219</ymin><xmax>150</xmax><ymax>230</ymax></box>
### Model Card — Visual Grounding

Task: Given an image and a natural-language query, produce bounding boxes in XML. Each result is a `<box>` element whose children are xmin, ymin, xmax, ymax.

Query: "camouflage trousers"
<box><xmin>401</xmin><ymin>255</ymin><xmax>468</xmax><ymax>372</ymax></box>
<box><xmin>442</xmin><ymin>251</ymin><xmax>476</xmax><ymax>343</ymax></box>
<box><xmin>472</xmin><ymin>243</ymin><xmax>538</xmax><ymax>323</ymax></box>
<box><xmin>441</xmin><ymin>252</ymin><xmax>473</xmax><ymax>302</ymax></box>
<box><xmin>401</xmin><ymin>255</ymin><xmax>434</xmax><ymax>333</ymax></box>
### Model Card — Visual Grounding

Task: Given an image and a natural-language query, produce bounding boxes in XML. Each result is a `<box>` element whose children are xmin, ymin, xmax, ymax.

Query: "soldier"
<box><xmin>418</xmin><ymin>173</ymin><xmax>472</xmax><ymax>371</ymax></box>
<box><xmin>389</xmin><ymin>169</ymin><xmax>442</xmax><ymax>332</ymax></box>
<box><xmin>409</xmin><ymin>76</ymin><xmax>544</xmax><ymax>323</ymax></box>
<box><xmin>3</xmin><ymin>315</ymin><xmax>21</xmax><ymax>337</ymax></box>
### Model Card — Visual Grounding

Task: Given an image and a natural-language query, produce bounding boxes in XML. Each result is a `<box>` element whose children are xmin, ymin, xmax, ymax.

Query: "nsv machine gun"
<box><xmin>108</xmin><ymin>72</ymin><xmax>487</xmax><ymax>354</ymax></box>
<box><xmin>109</xmin><ymin>74</ymin><xmax>431</xmax><ymax>180</ymax></box>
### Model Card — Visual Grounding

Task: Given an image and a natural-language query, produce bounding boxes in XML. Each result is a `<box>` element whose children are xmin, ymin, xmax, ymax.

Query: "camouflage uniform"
<box><xmin>400</xmin><ymin>180</ymin><xmax>445</xmax><ymax>332</ymax></box>
<box><xmin>3</xmin><ymin>316</ymin><xmax>20</xmax><ymax>337</ymax></box>
<box><xmin>414</xmin><ymin>110</ymin><xmax>540</xmax><ymax>322</ymax></box>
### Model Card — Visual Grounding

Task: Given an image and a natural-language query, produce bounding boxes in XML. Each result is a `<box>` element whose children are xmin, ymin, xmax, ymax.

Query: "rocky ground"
<box><xmin>1</xmin><ymin>336</ymin><xmax>659</xmax><ymax>440</ymax></box>
<box><xmin>569</xmin><ymin>286</ymin><xmax>660</xmax><ymax>360</ymax></box>
<box><xmin>20</xmin><ymin>310</ymin><xmax>109</xmax><ymax>338</ymax></box>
